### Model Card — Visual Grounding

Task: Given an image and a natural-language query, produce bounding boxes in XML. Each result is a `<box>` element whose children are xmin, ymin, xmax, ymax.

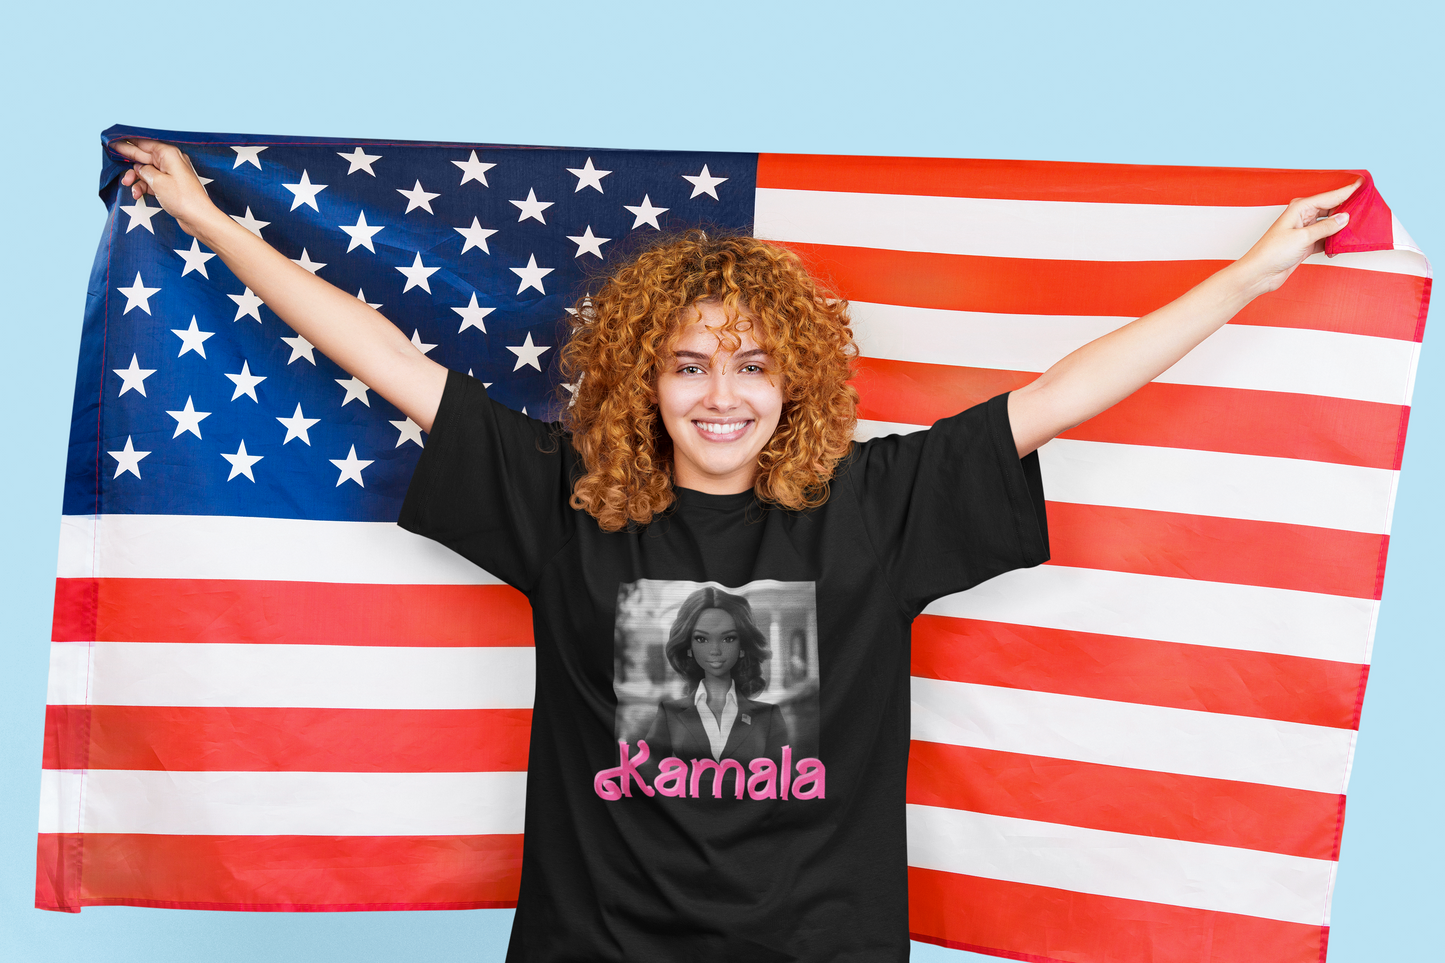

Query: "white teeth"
<box><xmin>697</xmin><ymin>421</ymin><xmax>747</xmax><ymax>435</ymax></box>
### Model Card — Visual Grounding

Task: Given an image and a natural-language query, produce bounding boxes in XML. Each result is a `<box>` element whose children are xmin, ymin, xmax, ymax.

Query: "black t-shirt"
<box><xmin>399</xmin><ymin>370</ymin><xmax>1049</xmax><ymax>963</ymax></box>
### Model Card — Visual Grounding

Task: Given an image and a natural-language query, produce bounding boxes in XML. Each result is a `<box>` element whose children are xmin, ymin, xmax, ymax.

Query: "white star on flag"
<box><xmin>166</xmin><ymin>396</ymin><xmax>211</xmax><ymax>439</ymax></box>
<box><xmin>230</xmin><ymin>206</ymin><xmax>271</xmax><ymax>238</ymax></box>
<box><xmin>281</xmin><ymin>333</ymin><xmax>316</xmax><ymax>364</ymax></box>
<box><xmin>567</xmin><ymin>225</ymin><xmax>611</xmax><ymax>259</ymax></box>
<box><xmin>330</xmin><ymin>445</ymin><xmax>373</xmax><ymax>487</ymax></box>
<box><xmin>116</xmin><ymin>272</ymin><xmax>160</xmax><ymax>315</ymax></box>
<box><xmin>410</xmin><ymin>329</ymin><xmax>438</xmax><ymax>355</ymax></box>
<box><xmin>107</xmin><ymin>436</ymin><xmax>150</xmax><ymax>479</ymax></box>
<box><xmin>507</xmin><ymin>332</ymin><xmax>550</xmax><ymax>371</ymax></box>
<box><xmin>510</xmin><ymin>254</ymin><xmax>554</xmax><ymax>295</ymax></box>
<box><xmin>222</xmin><ymin>440</ymin><xmax>262</xmax><ymax>482</ymax></box>
<box><xmin>509</xmin><ymin>188</ymin><xmax>554</xmax><ymax>224</ymax></box>
<box><xmin>231</xmin><ymin>145</ymin><xmax>268</xmax><ymax>169</ymax></box>
<box><xmin>225</xmin><ymin>361</ymin><xmax>266</xmax><ymax>401</ymax></box>
<box><xmin>229</xmin><ymin>287</ymin><xmax>265</xmax><ymax>323</ymax></box>
<box><xmin>291</xmin><ymin>249</ymin><xmax>327</xmax><ymax>274</ymax></box>
<box><xmin>397</xmin><ymin>180</ymin><xmax>440</xmax><ymax>214</ymax></box>
<box><xmin>356</xmin><ymin>289</ymin><xmax>382</xmax><ymax>309</ymax></box>
<box><xmin>566</xmin><ymin>157</ymin><xmax>611</xmax><ymax>193</ymax></box>
<box><xmin>396</xmin><ymin>253</ymin><xmax>441</xmax><ymax>293</ymax></box>
<box><xmin>172</xmin><ymin>317</ymin><xmax>215</xmax><ymax>358</ymax></box>
<box><xmin>174</xmin><ymin>238</ymin><xmax>217</xmax><ymax>278</ymax></box>
<box><xmin>337</xmin><ymin>147</ymin><xmax>380</xmax><ymax>175</ymax></box>
<box><xmin>452</xmin><ymin>150</ymin><xmax>496</xmax><ymax>186</ymax></box>
<box><xmin>335</xmin><ymin>376</ymin><xmax>371</xmax><ymax>407</ymax></box>
<box><xmin>277</xmin><ymin>403</ymin><xmax>320</xmax><ymax>445</ymax></box>
<box><xmin>113</xmin><ymin>354</ymin><xmax>156</xmax><ymax>397</ymax></box>
<box><xmin>452</xmin><ymin>293</ymin><xmax>494</xmax><ymax>333</ymax></box>
<box><xmin>682</xmin><ymin>164</ymin><xmax>728</xmax><ymax>199</ymax></box>
<box><xmin>455</xmin><ymin>216</ymin><xmax>498</xmax><ymax>255</ymax></box>
<box><xmin>120</xmin><ymin>194</ymin><xmax>164</xmax><ymax>233</ymax></box>
<box><xmin>282</xmin><ymin>170</ymin><xmax>328</xmax><ymax>211</ymax></box>
<box><xmin>389</xmin><ymin>418</ymin><xmax>425</xmax><ymax>448</ymax></box>
<box><xmin>340</xmin><ymin>211</ymin><xmax>384</xmax><ymax>253</ymax></box>
<box><xmin>624</xmin><ymin>194</ymin><xmax>668</xmax><ymax>229</ymax></box>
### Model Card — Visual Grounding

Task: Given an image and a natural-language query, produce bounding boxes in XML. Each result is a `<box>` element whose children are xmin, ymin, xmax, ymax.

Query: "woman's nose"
<box><xmin>703</xmin><ymin>371</ymin><xmax>738</xmax><ymax>410</ymax></box>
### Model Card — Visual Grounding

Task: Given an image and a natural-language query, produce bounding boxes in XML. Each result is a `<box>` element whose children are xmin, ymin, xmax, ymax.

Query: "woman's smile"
<box><xmin>694</xmin><ymin>419</ymin><xmax>752</xmax><ymax>441</ymax></box>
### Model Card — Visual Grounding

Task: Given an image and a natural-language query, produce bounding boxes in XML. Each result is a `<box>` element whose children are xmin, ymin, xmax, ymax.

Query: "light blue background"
<box><xmin>2</xmin><ymin>2</ymin><xmax>1439</xmax><ymax>961</ymax></box>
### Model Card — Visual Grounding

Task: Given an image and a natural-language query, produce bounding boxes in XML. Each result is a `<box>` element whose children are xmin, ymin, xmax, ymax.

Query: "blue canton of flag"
<box><xmin>69</xmin><ymin>124</ymin><xmax>758</xmax><ymax>522</ymax></box>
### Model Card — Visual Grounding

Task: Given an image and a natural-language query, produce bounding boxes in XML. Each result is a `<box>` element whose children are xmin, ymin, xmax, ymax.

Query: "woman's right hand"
<box><xmin>115</xmin><ymin>139</ymin><xmax>220</xmax><ymax>239</ymax></box>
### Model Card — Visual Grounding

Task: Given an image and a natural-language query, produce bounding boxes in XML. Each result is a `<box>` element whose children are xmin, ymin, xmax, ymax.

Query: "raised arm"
<box><xmin>115</xmin><ymin>139</ymin><xmax>448</xmax><ymax>431</ymax></box>
<box><xmin>1007</xmin><ymin>181</ymin><xmax>1360</xmax><ymax>457</ymax></box>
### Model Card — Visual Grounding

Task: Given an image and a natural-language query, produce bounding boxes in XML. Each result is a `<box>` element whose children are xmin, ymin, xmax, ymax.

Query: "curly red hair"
<box><xmin>559</xmin><ymin>231</ymin><xmax>858</xmax><ymax>532</ymax></box>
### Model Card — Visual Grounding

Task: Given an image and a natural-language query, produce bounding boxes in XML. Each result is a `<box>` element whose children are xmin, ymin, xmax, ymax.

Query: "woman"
<box><xmin>644</xmin><ymin>587</ymin><xmax>789</xmax><ymax>765</ymax></box>
<box><xmin>114</xmin><ymin>138</ymin><xmax>1356</xmax><ymax>963</ymax></box>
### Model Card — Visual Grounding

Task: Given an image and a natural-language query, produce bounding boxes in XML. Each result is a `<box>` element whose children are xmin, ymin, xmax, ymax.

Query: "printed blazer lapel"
<box><xmin>677</xmin><ymin>703</ymin><xmax>713</xmax><ymax>758</ymax></box>
<box><xmin>720</xmin><ymin>698</ymin><xmax>758</xmax><ymax>758</ymax></box>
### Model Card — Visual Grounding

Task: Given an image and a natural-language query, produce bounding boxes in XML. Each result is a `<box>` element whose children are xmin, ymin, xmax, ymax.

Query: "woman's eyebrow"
<box><xmin>672</xmin><ymin>350</ymin><xmax>712</xmax><ymax>362</ymax></box>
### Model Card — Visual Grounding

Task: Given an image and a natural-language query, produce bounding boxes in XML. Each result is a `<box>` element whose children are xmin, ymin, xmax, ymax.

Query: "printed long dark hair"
<box><xmin>664</xmin><ymin>586</ymin><xmax>771</xmax><ymax>698</ymax></box>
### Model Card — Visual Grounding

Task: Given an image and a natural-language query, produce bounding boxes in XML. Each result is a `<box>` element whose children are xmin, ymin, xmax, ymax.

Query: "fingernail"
<box><xmin>1334</xmin><ymin>212</ymin><xmax>1350</xmax><ymax>225</ymax></box>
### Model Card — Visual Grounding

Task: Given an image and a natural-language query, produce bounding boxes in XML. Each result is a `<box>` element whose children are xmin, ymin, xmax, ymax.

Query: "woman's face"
<box><xmin>656</xmin><ymin>301</ymin><xmax>784</xmax><ymax>495</ymax></box>
<box><xmin>690</xmin><ymin>608</ymin><xmax>741</xmax><ymax>681</ymax></box>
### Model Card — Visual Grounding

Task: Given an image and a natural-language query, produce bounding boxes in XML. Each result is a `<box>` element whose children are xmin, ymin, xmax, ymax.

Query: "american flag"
<box><xmin>40</xmin><ymin>124</ymin><xmax>1430</xmax><ymax>963</ymax></box>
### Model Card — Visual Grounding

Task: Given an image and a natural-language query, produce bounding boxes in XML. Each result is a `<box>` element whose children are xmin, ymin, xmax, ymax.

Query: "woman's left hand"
<box><xmin>1234</xmin><ymin>180</ymin><xmax>1361</xmax><ymax>296</ymax></box>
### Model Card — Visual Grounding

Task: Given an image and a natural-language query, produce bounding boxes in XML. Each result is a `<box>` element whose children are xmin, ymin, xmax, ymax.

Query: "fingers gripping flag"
<box><xmin>40</xmin><ymin>124</ymin><xmax>1430</xmax><ymax>963</ymax></box>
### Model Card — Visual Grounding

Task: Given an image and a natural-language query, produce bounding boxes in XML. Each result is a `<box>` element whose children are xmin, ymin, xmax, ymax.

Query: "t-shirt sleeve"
<box><xmin>397</xmin><ymin>369</ymin><xmax>577</xmax><ymax>592</ymax></box>
<box><xmin>843</xmin><ymin>391</ymin><xmax>1049</xmax><ymax>615</ymax></box>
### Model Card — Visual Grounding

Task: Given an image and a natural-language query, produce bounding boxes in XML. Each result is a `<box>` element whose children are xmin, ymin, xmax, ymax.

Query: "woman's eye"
<box><xmin>741</xmin><ymin>363</ymin><xmax>764</xmax><ymax>374</ymax></box>
<box><xmin>679</xmin><ymin>365</ymin><xmax>703</xmax><ymax>375</ymax></box>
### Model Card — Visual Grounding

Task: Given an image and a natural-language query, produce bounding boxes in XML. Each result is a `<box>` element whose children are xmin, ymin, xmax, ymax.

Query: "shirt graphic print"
<box><xmin>605</xmin><ymin>580</ymin><xmax>822</xmax><ymax>801</ymax></box>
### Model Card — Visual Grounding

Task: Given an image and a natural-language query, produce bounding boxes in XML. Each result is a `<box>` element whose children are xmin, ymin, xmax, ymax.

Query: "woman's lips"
<box><xmin>693</xmin><ymin>419</ymin><xmax>751</xmax><ymax>442</ymax></box>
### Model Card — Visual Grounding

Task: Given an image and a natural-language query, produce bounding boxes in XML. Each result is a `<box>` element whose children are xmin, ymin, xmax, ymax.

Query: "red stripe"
<box><xmin>1046</xmin><ymin>501</ymin><xmax>1386</xmax><ymax>599</ymax></box>
<box><xmin>43</xmin><ymin>705</ymin><xmax>532</xmax><ymax>772</ymax></box>
<box><xmin>36</xmin><ymin>833</ymin><xmax>521</xmax><ymax>912</ymax></box>
<box><xmin>784</xmin><ymin>241</ymin><xmax>1425</xmax><ymax>341</ymax></box>
<box><xmin>907</xmin><ymin>742</ymin><xmax>1343</xmax><ymax>861</ymax></box>
<box><xmin>907</xmin><ymin>868</ymin><xmax>1327</xmax><ymax>963</ymax></box>
<box><xmin>51</xmin><ymin>578</ymin><xmax>534</xmax><ymax>646</ymax></box>
<box><xmin>852</xmin><ymin>357</ymin><xmax>1409</xmax><ymax>470</ymax></box>
<box><xmin>758</xmin><ymin>153</ymin><xmax>1364</xmax><ymax>207</ymax></box>
<box><xmin>912</xmin><ymin>615</ymin><xmax>1367</xmax><ymax>730</ymax></box>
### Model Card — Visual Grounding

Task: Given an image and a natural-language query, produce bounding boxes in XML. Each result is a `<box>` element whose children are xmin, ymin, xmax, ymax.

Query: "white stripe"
<box><xmin>38</xmin><ymin>769</ymin><xmax>526</xmax><ymax>835</ymax></box>
<box><xmin>47</xmin><ymin>641</ymin><xmax>535</xmax><ymax>709</ymax></box>
<box><xmin>854</xmin><ymin>425</ymin><xmax>1395</xmax><ymax>535</ymax></box>
<box><xmin>854</xmin><ymin>419</ymin><xmax>926</xmax><ymax>441</ymax></box>
<box><xmin>906</xmin><ymin>804</ymin><xmax>1334</xmax><ymax>925</ymax></box>
<box><xmin>1037</xmin><ymin>439</ymin><xmax>1396</xmax><ymax>535</ymax></box>
<box><xmin>1390</xmin><ymin>212</ymin><xmax>1426</xmax><ymax>260</ymax></box>
<box><xmin>849</xmin><ymin>301</ymin><xmax>1420</xmax><ymax>402</ymax></box>
<box><xmin>910</xmin><ymin>676</ymin><xmax>1354</xmax><ymax>794</ymax></box>
<box><xmin>924</xmin><ymin>565</ymin><xmax>1376</xmax><ymax>664</ymax></box>
<box><xmin>57</xmin><ymin>514</ymin><xmax>500</xmax><ymax>584</ymax></box>
<box><xmin>1301</xmin><ymin>246</ymin><xmax>1430</xmax><ymax>277</ymax></box>
<box><xmin>755</xmin><ymin>187</ymin><xmax>1429</xmax><ymax>276</ymax></box>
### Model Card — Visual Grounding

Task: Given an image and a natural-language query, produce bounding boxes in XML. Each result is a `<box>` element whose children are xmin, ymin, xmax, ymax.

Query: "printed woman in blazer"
<box><xmin>644</xmin><ymin>587</ymin><xmax>789</xmax><ymax>763</ymax></box>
